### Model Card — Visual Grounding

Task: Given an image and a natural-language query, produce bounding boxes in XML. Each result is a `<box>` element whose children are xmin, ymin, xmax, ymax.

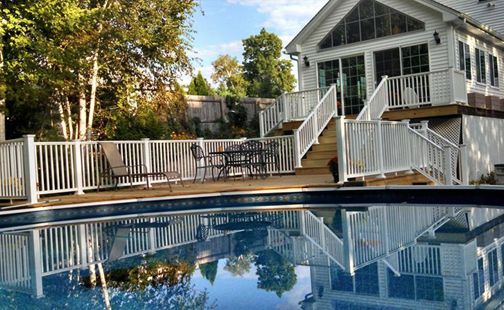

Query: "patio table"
<box><xmin>209</xmin><ymin>149</ymin><xmax>267</xmax><ymax>180</ymax></box>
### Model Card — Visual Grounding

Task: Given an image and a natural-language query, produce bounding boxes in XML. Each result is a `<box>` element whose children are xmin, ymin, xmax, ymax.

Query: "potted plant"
<box><xmin>327</xmin><ymin>157</ymin><xmax>339</xmax><ymax>183</ymax></box>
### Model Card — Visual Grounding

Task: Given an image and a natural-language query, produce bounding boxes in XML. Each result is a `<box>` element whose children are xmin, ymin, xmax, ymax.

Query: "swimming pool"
<box><xmin>1</xmin><ymin>187</ymin><xmax>504</xmax><ymax>309</ymax></box>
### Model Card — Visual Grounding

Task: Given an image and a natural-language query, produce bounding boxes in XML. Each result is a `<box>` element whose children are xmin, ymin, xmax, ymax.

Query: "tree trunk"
<box><xmin>0</xmin><ymin>46</ymin><xmax>5</xmax><ymax>141</ymax></box>
<box><xmin>87</xmin><ymin>52</ymin><xmax>99</xmax><ymax>138</ymax></box>
<box><xmin>57</xmin><ymin>99</ymin><xmax>69</xmax><ymax>140</ymax></box>
<box><xmin>65</xmin><ymin>97</ymin><xmax>74</xmax><ymax>140</ymax></box>
<box><xmin>78</xmin><ymin>78</ymin><xmax>87</xmax><ymax>140</ymax></box>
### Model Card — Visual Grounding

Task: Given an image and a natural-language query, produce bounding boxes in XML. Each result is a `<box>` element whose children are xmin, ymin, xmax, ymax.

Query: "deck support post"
<box><xmin>377</xmin><ymin>121</ymin><xmax>386</xmax><ymax>179</ymax></box>
<box><xmin>459</xmin><ymin>144</ymin><xmax>469</xmax><ymax>185</ymax></box>
<box><xmin>336</xmin><ymin>116</ymin><xmax>347</xmax><ymax>184</ymax></box>
<box><xmin>23</xmin><ymin>135</ymin><xmax>38</xmax><ymax>204</ymax></box>
<box><xmin>443</xmin><ymin>146</ymin><xmax>453</xmax><ymax>185</ymax></box>
<box><xmin>141</xmin><ymin>138</ymin><xmax>152</xmax><ymax>187</ymax></box>
<box><xmin>73</xmin><ymin>140</ymin><xmax>84</xmax><ymax>195</ymax></box>
<box><xmin>341</xmin><ymin>209</ymin><xmax>355</xmax><ymax>275</ymax></box>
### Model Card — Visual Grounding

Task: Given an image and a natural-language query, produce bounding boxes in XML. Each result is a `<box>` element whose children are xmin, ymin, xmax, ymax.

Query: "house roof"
<box><xmin>285</xmin><ymin>0</ymin><xmax>504</xmax><ymax>54</ymax></box>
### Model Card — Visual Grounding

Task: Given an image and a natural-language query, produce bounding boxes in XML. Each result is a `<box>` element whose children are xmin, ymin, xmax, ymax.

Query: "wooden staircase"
<box><xmin>295</xmin><ymin>119</ymin><xmax>337</xmax><ymax>175</ymax></box>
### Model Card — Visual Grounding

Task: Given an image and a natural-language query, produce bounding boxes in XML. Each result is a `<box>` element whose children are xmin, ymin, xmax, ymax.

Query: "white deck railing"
<box><xmin>0</xmin><ymin>138</ymin><xmax>26</xmax><ymax>199</ymax></box>
<box><xmin>0</xmin><ymin>136</ymin><xmax>296</xmax><ymax>203</ymax></box>
<box><xmin>294</xmin><ymin>85</ymin><xmax>338</xmax><ymax>167</ymax></box>
<box><xmin>259</xmin><ymin>87</ymin><xmax>329</xmax><ymax>137</ymax></box>
<box><xmin>357</xmin><ymin>76</ymin><xmax>389</xmax><ymax>121</ymax></box>
<box><xmin>359</xmin><ymin>69</ymin><xmax>468</xmax><ymax>121</ymax></box>
<box><xmin>337</xmin><ymin>118</ymin><xmax>457</xmax><ymax>185</ymax></box>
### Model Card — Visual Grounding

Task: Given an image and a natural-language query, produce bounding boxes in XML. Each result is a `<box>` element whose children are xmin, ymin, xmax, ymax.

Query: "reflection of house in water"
<box><xmin>2</xmin><ymin>206</ymin><xmax>504</xmax><ymax>309</ymax></box>
<box><xmin>299</xmin><ymin>207</ymin><xmax>504</xmax><ymax>309</ymax></box>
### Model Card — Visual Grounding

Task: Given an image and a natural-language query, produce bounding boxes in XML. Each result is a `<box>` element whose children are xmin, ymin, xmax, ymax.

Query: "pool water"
<box><xmin>1</xmin><ymin>204</ymin><xmax>504</xmax><ymax>309</ymax></box>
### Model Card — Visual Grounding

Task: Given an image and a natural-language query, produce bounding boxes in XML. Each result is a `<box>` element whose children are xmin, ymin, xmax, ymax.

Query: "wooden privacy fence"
<box><xmin>0</xmin><ymin>135</ymin><xmax>295</xmax><ymax>203</ymax></box>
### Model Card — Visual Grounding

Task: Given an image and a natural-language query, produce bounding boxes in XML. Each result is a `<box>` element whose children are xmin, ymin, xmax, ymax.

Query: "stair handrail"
<box><xmin>293</xmin><ymin>84</ymin><xmax>338</xmax><ymax>167</ymax></box>
<box><xmin>356</xmin><ymin>75</ymin><xmax>389</xmax><ymax>121</ymax></box>
<box><xmin>410</xmin><ymin>124</ymin><xmax>463</xmax><ymax>184</ymax></box>
<box><xmin>259</xmin><ymin>93</ymin><xmax>284</xmax><ymax>137</ymax></box>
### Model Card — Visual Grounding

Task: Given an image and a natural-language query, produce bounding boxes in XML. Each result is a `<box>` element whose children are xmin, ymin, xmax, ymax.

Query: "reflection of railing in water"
<box><xmin>0</xmin><ymin>233</ymin><xmax>32</xmax><ymax>293</ymax></box>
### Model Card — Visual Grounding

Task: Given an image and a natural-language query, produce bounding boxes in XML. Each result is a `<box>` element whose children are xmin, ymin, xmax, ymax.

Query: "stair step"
<box><xmin>319</xmin><ymin>135</ymin><xmax>337</xmax><ymax>144</ymax></box>
<box><xmin>322</xmin><ymin>130</ymin><xmax>337</xmax><ymax>137</ymax></box>
<box><xmin>301</xmin><ymin>158</ymin><xmax>331</xmax><ymax>168</ymax></box>
<box><xmin>307</xmin><ymin>150</ymin><xmax>338</xmax><ymax>160</ymax></box>
<box><xmin>312</xmin><ymin>143</ymin><xmax>337</xmax><ymax>152</ymax></box>
<box><xmin>295</xmin><ymin>167</ymin><xmax>331</xmax><ymax>175</ymax></box>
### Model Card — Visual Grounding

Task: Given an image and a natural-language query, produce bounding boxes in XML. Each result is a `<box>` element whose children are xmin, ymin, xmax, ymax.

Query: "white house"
<box><xmin>259</xmin><ymin>0</ymin><xmax>504</xmax><ymax>182</ymax></box>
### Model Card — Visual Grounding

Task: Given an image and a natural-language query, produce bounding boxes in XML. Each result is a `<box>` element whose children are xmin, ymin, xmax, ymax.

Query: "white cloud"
<box><xmin>227</xmin><ymin>0</ymin><xmax>327</xmax><ymax>41</ymax></box>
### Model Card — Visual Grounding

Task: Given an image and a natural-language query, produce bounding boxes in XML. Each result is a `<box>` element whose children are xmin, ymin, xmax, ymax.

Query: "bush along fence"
<box><xmin>0</xmin><ymin>135</ymin><xmax>295</xmax><ymax>204</ymax></box>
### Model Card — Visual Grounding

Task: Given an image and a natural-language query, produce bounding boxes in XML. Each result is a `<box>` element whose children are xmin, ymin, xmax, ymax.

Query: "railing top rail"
<box><xmin>0</xmin><ymin>138</ymin><xmax>24</xmax><ymax>145</ymax></box>
<box><xmin>425</xmin><ymin>128</ymin><xmax>459</xmax><ymax>149</ymax></box>
<box><xmin>387</xmin><ymin>69</ymin><xmax>449</xmax><ymax>80</ymax></box>
<box><xmin>248</xmin><ymin>135</ymin><xmax>294</xmax><ymax>141</ymax></box>
<box><xmin>356</xmin><ymin>75</ymin><xmax>388</xmax><ymax>121</ymax></box>
<box><xmin>345</xmin><ymin>119</ymin><xmax>407</xmax><ymax>126</ymax></box>
<box><xmin>297</xmin><ymin>85</ymin><xmax>337</xmax><ymax>125</ymax></box>
<box><xmin>285</xmin><ymin>86</ymin><xmax>329</xmax><ymax>96</ymax></box>
<box><xmin>408</xmin><ymin>127</ymin><xmax>443</xmax><ymax>151</ymax></box>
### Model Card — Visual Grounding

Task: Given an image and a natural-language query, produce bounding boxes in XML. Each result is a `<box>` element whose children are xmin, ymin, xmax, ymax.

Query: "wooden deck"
<box><xmin>382</xmin><ymin>104</ymin><xmax>504</xmax><ymax>121</ymax></box>
<box><xmin>0</xmin><ymin>172</ymin><xmax>432</xmax><ymax>211</ymax></box>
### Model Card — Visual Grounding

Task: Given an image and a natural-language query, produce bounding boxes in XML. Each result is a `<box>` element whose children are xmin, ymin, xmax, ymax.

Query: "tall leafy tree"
<box><xmin>211</xmin><ymin>54</ymin><xmax>247</xmax><ymax>98</ymax></box>
<box><xmin>242</xmin><ymin>28</ymin><xmax>295</xmax><ymax>98</ymax></box>
<box><xmin>2</xmin><ymin>0</ymin><xmax>198</xmax><ymax>140</ymax></box>
<box><xmin>187</xmin><ymin>71</ymin><xmax>214</xmax><ymax>96</ymax></box>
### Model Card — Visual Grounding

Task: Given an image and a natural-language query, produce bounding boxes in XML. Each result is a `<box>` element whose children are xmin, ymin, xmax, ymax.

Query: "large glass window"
<box><xmin>319</xmin><ymin>0</ymin><xmax>425</xmax><ymax>49</ymax></box>
<box><xmin>473</xmin><ymin>258</ymin><xmax>485</xmax><ymax>300</ymax></box>
<box><xmin>330</xmin><ymin>263</ymin><xmax>379</xmax><ymax>295</ymax></box>
<box><xmin>489</xmin><ymin>54</ymin><xmax>499</xmax><ymax>87</ymax></box>
<box><xmin>401</xmin><ymin>43</ymin><xmax>430</xmax><ymax>75</ymax></box>
<box><xmin>476</xmin><ymin>48</ymin><xmax>486</xmax><ymax>83</ymax></box>
<box><xmin>488</xmin><ymin>249</ymin><xmax>499</xmax><ymax>286</ymax></box>
<box><xmin>388</xmin><ymin>270</ymin><xmax>415</xmax><ymax>299</ymax></box>
<box><xmin>388</xmin><ymin>270</ymin><xmax>444</xmax><ymax>301</ymax></box>
<box><xmin>458</xmin><ymin>41</ymin><xmax>472</xmax><ymax>80</ymax></box>
<box><xmin>318</xmin><ymin>55</ymin><xmax>366</xmax><ymax>115</ymax></box>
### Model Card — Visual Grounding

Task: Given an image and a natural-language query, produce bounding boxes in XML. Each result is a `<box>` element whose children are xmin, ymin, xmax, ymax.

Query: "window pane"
<box><xmin>360</xmin><ymin>18</ymin><xmax>376</xmax><ymax>41</ymax></box>
<box><xmin>375</xmin><ymin>14</ymin><xmax>391</xmax><ymax>38</ymax></box>
<box><xmin>459</xmin><ymin>41</ymin><xmax>465</xmax><ymax>71</ymax></box>
<box><xmin>375</xmin><ymin>1</ymin><xmax>389</xmax><ymax>15</ymax></box>
<box><xmin>359</xmin><ymin>0</ymin><xmax>374</xmax><ymax>19</ymax></box>
<box><xmin>407</xmin><ymin>17</ymin><xmax>424</xmax><ymax>31</ymax></box>
<box><xmin>388</xmin><ymin>270</ymin><xmax>415</xmax><ymax>299</ymax></box>
<box><xmin>465</xmin><ymin>44</ymin><xmax>472</xmax><ymax>80</ymax></box>
<box><xmin>332</xmin><ymin>24</ymin><xmax>346</xmax><ymax>46</ymax></box>
<box><xmin>346</xmin><ymin>21</ymin><xmax>361</xmax><ymax>43</ymax></box>
<box><xmin>391</xmin><ymin>12</ymin><xmax>407</xmax><ymax>34</ymax></box>
<box><xmin>355</xmin><ymin>263</ymin><xmax>379</xmax><ymax>296</ymax></box>
<box><xmin>330</xmin><ymin>265</ymin><xmax>353</xmax><ymax>292</ymax></box>
<box><xmin>347</xmin><ymin>6</ymin><xmax>360</xmax><ymax>22</ymax></box>
<box><xmin>416</xmin><ymin>276</ymin><xmax>444</xmax><ymax>301</ymax></box>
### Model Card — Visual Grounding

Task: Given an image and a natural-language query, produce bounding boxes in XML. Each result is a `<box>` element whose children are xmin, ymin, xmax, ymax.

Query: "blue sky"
<box><xmin>185</xmin><ymin>0</ymin><xmax>328</xmax><ymax>86</ymax></box>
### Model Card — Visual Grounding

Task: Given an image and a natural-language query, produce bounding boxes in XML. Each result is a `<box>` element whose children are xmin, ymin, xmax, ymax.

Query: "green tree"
<box><xmin>224</xmin><ymin>255</ymin><xmax>253</xmax><ymax>277</ymax></box>
<box><xmin>2</xmin><ymin>0</ymin><xmax>198</xmax><ymax>140</ymax></box>
<box><xmin>188</xmin><ymin>71</ymin><xmax>214</xmax><ymax>96</ymax></box>
<box><xmin>211</xmin><ymin>55</ymin><xmax>247</xmax><ymax>98</ymax></box>
<box><xmin>242</xmin><ymin>28</ymin><xmax>295</xmax><ymax>98</ymax></box>
<box><xmin>255</xmin><ymin>250</ymin><xmax>297</xmax><ymax>297</ymax></box>
<box><xmin>199</xmin><ymin>261</ymin><xmax>219</xmax><ymax>285</ymax></box>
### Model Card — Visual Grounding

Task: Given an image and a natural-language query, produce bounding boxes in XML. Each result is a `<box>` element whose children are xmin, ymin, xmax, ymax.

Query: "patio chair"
<box><xmin>241</xmin><ymin>140</ymin><xmax>266</xmax><ymax>178</ymax></box>
<box><xmin>190</xmin><ymin>143</ymin><xmax>223</xmax><ymax>183</ymax></box>
<box><xmin>263</xmin><ymin>141</ymin><xmax>281</xmax><ymax>176</ymax></box>
<box><xmin>221</xmin><ymin>144</ymin><xmax>251</xmax><ymax>180</ymax></box>
<box><xmin>98</xmin><ymin>142</ymin><xmax>183</xmax><ymax>192</ymax></box>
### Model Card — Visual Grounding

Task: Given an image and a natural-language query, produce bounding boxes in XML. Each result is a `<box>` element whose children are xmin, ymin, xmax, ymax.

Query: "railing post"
<box><xmin>336</xmin><ymin>116</ymin><xmax>347</xmax><ymax>183</ymax></box>
<box><xmin>293</xmin><ymin>130</ymin><xmax>302</xmax><ymax>168</ymax></box>
<box><xmin>23</xmin><ymin>135</ymin><xmax>38</xmax><ymax>204</ymax></box>
<box><xmin>402</xmin><ymin>119</ymin><xmax>414</xmax><ymax>174</ymax></box>
<box><xmin>73</xmin><ymin>140</ymin><xmax>84</xmax><ymax>195</ymax></box>
<box><xmin>142</xmin><ymin>138</ymin><xmax>152</xmax><ymax>187</ymax></box>
<box><xmin>259</xmin><ymin>111</ymin><xmax>265</xmax><ymax>137</ymax></box>
<box><xmin>197</xmin><ymin>137</ymin><xmax>205</xmax><ymax>180</ymax></box>
<box><xmin>449</xmin><ymin>67</ymin><xmax>456</xmax><ymax>104</ymax></box>
<box><xmin>376</xmin><ymin>121</ymin><xmax>386</xmax><ymax>178</ymax></box>
<box><xmin>443</xmin><ymin>146</ymin><xmax>453</xmax><ymax>185</ymax></box>
<box><xmin>282</xmin><ymin>92</ymin><xmax>289</xmax><ymax>122</ymax></box>
<box><xmin>319</xmin><ymin>217</ymin><xmax>326</xmax><ymax>249</ymax></box>
<box><xmin>420</xmin><ymin>120</ymin><xmax>429</xmax><ymax>137</ymax></box>
<box><xmin>459</xmin><ymin>144</ymin><xmax>469</xmax><ymax>185</ymax></box>
<box><xmin>313</xmin><ymin>111</ymin><xmax>319</xmax><ymax>145</ymax></box>
<box><xmin>341</xmin><ymin>209</ymin><xmax>355</xmax><ymax>275</ymax></box>
<box><xmin>331</xmin><ymin>83</ymin><xmax>340</xmax><ymax>116</ymax></box>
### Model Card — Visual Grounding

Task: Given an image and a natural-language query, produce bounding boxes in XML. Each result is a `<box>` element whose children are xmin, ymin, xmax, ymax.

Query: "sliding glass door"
<box><xmin>318</xmin><ymin>55</ymin><xmax>366</xmax><ymax>115</ymax></box>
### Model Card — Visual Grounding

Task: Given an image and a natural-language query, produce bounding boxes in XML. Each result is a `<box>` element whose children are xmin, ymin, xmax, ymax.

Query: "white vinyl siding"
<box><xmin>299</xmin><ymin>0</ymin><xmax>450</xmax><ymax>97</ymax></box>
<box><xmin>455</xmin><ymin>30</ymin><xmax>504</xmax><ymax>98</ymax></box>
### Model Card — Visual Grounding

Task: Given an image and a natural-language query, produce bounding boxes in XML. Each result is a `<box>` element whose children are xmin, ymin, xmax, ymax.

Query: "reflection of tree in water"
<box><xmin>224</xmin><ymin>255</ymin><xmax>253</xmax><ymax>276</ymax></box>
<box><xmin>199</xmin><ymin>261</ymin><xmax>218</xmax><ymax>285</ymax></box>
<box><xmin>80</xmin><ymin>258</ymin><xmax>215</xmax><ymax>309</ymax></box>
<box><xmin>255</xmin><ymin>250</ymin><xmax>297</xmax><ymax>297</ymax></box>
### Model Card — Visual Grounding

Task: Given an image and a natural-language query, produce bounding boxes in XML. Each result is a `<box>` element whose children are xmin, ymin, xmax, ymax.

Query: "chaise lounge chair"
<box><xmin>98</xmin><ymin>142</ymin><xmax>184</xmax><ymax>192</ymax></box>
